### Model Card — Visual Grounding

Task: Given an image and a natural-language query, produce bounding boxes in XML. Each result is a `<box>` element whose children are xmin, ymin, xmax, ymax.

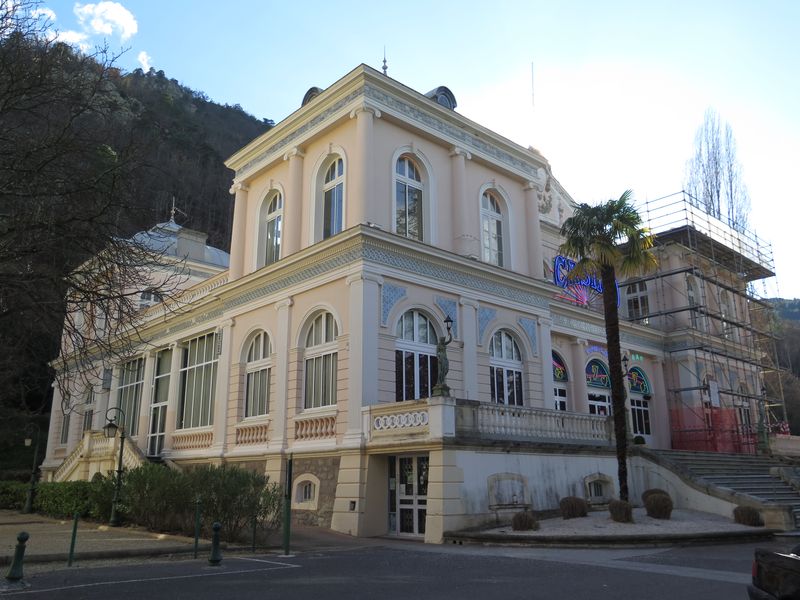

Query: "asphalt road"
<box><xmin>3</xmin><ymin>537</ymin><xmax>796</xmax><ymax>599</ymax></box>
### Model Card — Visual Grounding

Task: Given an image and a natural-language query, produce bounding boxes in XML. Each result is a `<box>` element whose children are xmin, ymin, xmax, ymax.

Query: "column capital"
<box><xmin>524</xmin><ymin>180</ymin><xmax>542</xmax><ymax>192</ymax></box>
<box><xmin>537</xmin><ymin>316</ymin><xmax>553</xmax><ymax>327</ymax></box>
<box><xmin>459</xmin><ymin>297</ymin><xmax>479</xmax><ymax>309</ymax></box>
<box><xmin>218</xmin><ymin>318</ymin><xmax>235</xmax><ymax>330</ymax></box>
<box><xmin>346</xmin><ymin>272</ymin><xmax>383</xmax><ymax>286</ymax></box>
<box><xmin>574</xmin><ymin>338</ymin><xmax>588</xmax><ymax>347</ymax></box>
<box><xmin>349</xmin><ymin>102</ymin><xmax>381</xmax><ymax>120</ymax></box>
<box><xmin>449</xmin><ymin>146</ymin><xmax>471</xmax><ymax>160</ymax></box>
<box><xmin>229</xmin><ymin>182</ymin><xmax>249</xmax><ymax>195</ymax></box>
<box><xmin>283</xmin><ymin>147</ymin><xmax>305</xmax><ymax>161</ymax></box>
<box><xmin>275</xmin><ymin>297</ymin><xmax>293</xmax><ymax>311</ymax></box>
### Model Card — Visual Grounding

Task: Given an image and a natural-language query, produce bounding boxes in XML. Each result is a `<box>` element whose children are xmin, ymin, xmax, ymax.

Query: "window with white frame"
<box><xmin>178</xmin><ymin>332</ymin><xmax>218</xmax><ymax>429</ymax></box>
<box><xmin>82</xmin><ymin>388</ymin><xmax>94</xmax><ymax>432</ymax></box>
<box><xmin>480</xmin><ymin>190</ymin><xmax>504</xmax><ymax>267</ymax></box>
<box><xmin>260</xmin><ymin>192</ymin><xmax>283</xmax><ymax>267</ymax></box>
<box><xmin>626</xmin><ymin>281</ymin><xmax>649</xmax><ymax>323</ymax></box>
<box><xmin>489</xmin><ymin>329</ymin><xmax>523</xmax><ymax>406</ymax></box>
<box><xmin>304</xmin><ymin>312</ymin><xmax>338</xmax><ymax>409</ymax></box>
<box><xmin>60</xmin><ymin>411</ymin><xmax>71</xmax><ymax>445</ymax></box>
<box><xmin>245</xmin><ymin>331</ymin><xmax>271</xmax><ymax>417</ymax></box>
<box><xmin>553</xmin><ymin>351</ymin><xmax>569</xmax><ymax>411</ymax></box>
<box><xmin>117</xmin><ymin>357</ymin><xmax>144</xmax><ymax>435</ymax></box>
<box><xmin>395</xmin><ymin>309</ymin><xmax>439</xmax><ymax>401</ymax></box>
<box><xmin>395</xmin><ymin>155</ymin><xmax>423</xmax><ymax>240</ymax></box>
<box><xmin>321</xmin><ymin>157</ymin><xmax>344</xmax><ymax>239</ymax></box>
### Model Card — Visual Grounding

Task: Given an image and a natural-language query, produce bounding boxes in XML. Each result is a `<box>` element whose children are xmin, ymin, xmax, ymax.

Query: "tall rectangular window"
<box><xmin>60</xmin><ymin>412</ymin><xmax>71</xmax><ymax>445</ymax></box>
<box><xmin>117</xmin><ymin>357</ymin><xmax>145</xmax><ymax>435</ymax></box>
<box><xmin>178</xmin><ymin>332</ymin><xmax>218</xmax><ymax>428</ymax></box>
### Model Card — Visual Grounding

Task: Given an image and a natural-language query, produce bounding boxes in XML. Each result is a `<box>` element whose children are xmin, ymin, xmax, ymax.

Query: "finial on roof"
<box><xmin>170</xmin><ymin>196</ymin><xmax>187</xmax><ymax>223</ymax></box>
<box><xmin>382</xmin><ymin>47</ymin><xmax>388</xmax><ymax>76</ymax></box>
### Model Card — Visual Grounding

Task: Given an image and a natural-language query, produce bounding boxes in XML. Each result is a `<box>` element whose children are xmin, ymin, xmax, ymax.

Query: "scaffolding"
<box><xmin>630</xmin><ymin>191</ymin><xmax>786</xmax><ymax>454</ymax></box>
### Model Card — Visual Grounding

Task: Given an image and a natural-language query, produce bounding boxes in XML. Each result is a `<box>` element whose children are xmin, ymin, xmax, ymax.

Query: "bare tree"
<box><xmin>0</xmin><ymin>0</ymin><xmax>183</xmax><ymax>415</ymax></box>
<box><xmin>685</xmin><ymin>108</ymin><xmax>751</xmax><ymax>231</ymax></box>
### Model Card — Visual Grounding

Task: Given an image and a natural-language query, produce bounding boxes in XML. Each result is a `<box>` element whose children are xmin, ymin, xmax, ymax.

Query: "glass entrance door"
<box><xmin>389</xmin><ymin>455</ymin><xmax>428</xmax><ymax>536</ymax></box>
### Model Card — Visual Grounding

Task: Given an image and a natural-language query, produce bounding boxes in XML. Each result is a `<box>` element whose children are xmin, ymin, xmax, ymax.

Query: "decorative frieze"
<box><xmin>381</xmin><ymin>282</ymin><xmax>407</xmax><ymax>326</ymax></box>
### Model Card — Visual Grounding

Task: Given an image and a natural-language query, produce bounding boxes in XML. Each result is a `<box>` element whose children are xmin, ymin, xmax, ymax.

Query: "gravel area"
<box><xmin>489</xmin><ymin>508</ymin><xmax>762</xmax><ymax>537</ymax></box>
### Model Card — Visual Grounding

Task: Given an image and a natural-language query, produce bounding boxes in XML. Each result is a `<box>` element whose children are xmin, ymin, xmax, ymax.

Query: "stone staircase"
<box><xmin>651</xmin><ymin>450</ymin><xmax>800</xmax><ymax>528</ymax></box>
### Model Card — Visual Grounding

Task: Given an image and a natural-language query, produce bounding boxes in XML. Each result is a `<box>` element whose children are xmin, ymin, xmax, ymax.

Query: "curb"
<box><xmin>443</xmin><ymin>529</ymin><xmax>779</xmax><ymax>548</ymax></box>
<box><xmin>0</xmin><ymin>544</ymin><xmax>216</xmax><ymax>566</ymax></box>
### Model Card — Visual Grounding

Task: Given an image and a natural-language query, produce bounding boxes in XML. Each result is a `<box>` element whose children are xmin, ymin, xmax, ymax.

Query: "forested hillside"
<box><xmin>0</xmin><ymin>7</ymin><xmax>271</xmax><ymax>416</ymax></box>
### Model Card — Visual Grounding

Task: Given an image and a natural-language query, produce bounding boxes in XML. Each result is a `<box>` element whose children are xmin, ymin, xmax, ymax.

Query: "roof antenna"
<box><xmin>382</xmin><ymin>47</ymin><xmax>388</xmax><ymax>76</ymax></box>
<box><xmin>170</xmin><ymin>196</ymin><xmax>187</xmax><ymax>223</ymax></box>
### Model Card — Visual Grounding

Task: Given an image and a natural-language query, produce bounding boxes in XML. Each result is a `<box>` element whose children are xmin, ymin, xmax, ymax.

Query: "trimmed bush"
<box><xmin>511</xmin><ymin>510</ymin><xmax>539</xmax><ymax>531</ymax></box>
<box><xmin>122</xmin><ymin>464</ymin><xmax>192</xmax><ymax>532</ymax></box>
<box><xmin>733</xmin><ymin>505</ymin><xmax>764</xmax><ymax>527</ymax></box>
<box><xmin>0</xmin><ymin>481</ymin><xmax>28</xmax><ymax>510</ymax></box>
<box><xmin>559</xmin><ymin>496</ymin><xmax>589</xmax><ymax>519</ymax></box>
<box><xmin>34</xmin><ymin>481</ymin><xmax>94</xmax><ymax>518</ymax></box>
<box><xmin>641</xmin><ymin>488</ymin><xmax>670</xmax><ymax>504</ymax></box>
<box><xmin>644</xmin><ymin>493</ymin><xmax>673</xmax><ymax>519</ymax></box>
<box><xmin>609</xmin><ymin>499</ymin><xmax>633</xmax><ymax>523</ymax></box>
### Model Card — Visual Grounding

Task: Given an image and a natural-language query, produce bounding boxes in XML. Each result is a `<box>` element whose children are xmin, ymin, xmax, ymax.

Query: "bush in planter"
<box><xmin>511</xmin><ymin>509</ymin><xmax>539</xmax><ymax>531</ymax></box>
<box><xmin>641</xmin><ymin>488</ymin><xmax>670</xmax><ymax>504</ymax></box>
<box><xmin>733</xmin><ymin>505</ymin><xmax>764</xmax><ymax>527</ymax></box>
<box><xmin>0</xmin><ymin>481</ymin><xmax>27</xmax><ymax>510</ymax></box>
<box><xmin>644</xmin><ymin>493</ymin><xmax>673</xmax><ymax>519</ymax></box>
<box><xmin>559</xmin><ymin>496</ymin><xmax>589</xmax><ymax>519</ymax></box>
<box><xmin>609</xmin><ymin>499</ymin><xmax>633</xmax><ymax>523</ymax></box>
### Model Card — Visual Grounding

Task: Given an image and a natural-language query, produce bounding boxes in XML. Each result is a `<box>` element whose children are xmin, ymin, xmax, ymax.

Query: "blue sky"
<box><xmin>40</xmin><ymin>0</ymin><xmax>800</xmax><ymax>298</ymax></box>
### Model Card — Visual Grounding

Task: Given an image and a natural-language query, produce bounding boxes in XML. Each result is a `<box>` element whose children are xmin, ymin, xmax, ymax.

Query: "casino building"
<box><xmin>41</xmin><ymin>65</ymin><xmax>786</xmax><ymax>541</ymax></box>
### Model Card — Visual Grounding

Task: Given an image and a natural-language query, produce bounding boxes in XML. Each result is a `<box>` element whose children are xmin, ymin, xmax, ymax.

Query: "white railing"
<box><xmin>465</xmin><ymin>403</ymin><xmax>612</xmax><ymax>444</ymax></box>
<box><xmin>235</xmin><ymin>420</ymin><xmax>270</xmax><ymax>445</ymax></box>
<box><xmin>294</xmin><ymin>413</ymin><xmax>336</xmax><ymax>441</ymax></box>
<box><xmin>172</xmin><ymin>428</ymin><xmax>213</xmax><ymax>450</ymax></box>
<box><xmin>53</xmin><ymin>430</ymin><xmax>146</xmax><ymax>481</ymax></box>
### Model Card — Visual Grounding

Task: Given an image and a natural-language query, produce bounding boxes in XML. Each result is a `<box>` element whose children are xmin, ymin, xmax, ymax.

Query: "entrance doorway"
<box><xmin>388</xmin><ymin>455</ymin><xmax>428</xmax><ymax>536</ymax></box>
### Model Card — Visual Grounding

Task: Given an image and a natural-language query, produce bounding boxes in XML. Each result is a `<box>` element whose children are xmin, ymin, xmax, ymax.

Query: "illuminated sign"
<box><xmin>552</xmin><ymin>255</ymin><xmax>619</xmax><ymax>307</ymax></box>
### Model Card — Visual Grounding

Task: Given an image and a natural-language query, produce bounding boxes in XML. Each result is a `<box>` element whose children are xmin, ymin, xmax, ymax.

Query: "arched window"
<box><xmin>552</xmin><ymin>351</ymin><xmax>569</xmax><ymax>411</ymax></box>
<box><xmin>625</xmin><ymin>281</ymin><xmax>649</xmax><ymax>323</ymax></box>
<box><xmin>304</xmin><ymin>312</ymin><xmax>338</xmax><ymax>408</ymax></box>
<box><xmin>489</xmin><ymin>330</ymin><xmax>523</xmax><ymax>406</ymax></box>
<box><xmin>626</xmin><ymin>366</ymin><xmax>652</xmax><ymax>437</ymax></box>
<box><xmin>244</xmin><ymin>331</ymin><xmax>271</xmax><ymax>417</ymax></box>
<box><xmin>395</xmin><ymin>310</ymin><xmax>439</xmax><ymax>401</ymax></box>
<box><xmin>480</xmin><ymin>190</ymin><xmax>504</xmax><ymax>266</ymax></box>
<box><xmin>395</xmin><ymin>156</ymin><xmax>423</xmax><ymax>240</ymax></box>
<box><xmin>321</xmin><ymin>157</ymin><xmax>344</xmax><ymax>239</ymax></box>
<box><xmin>258</xmin><ymin>192</ymin><xmax>283</xmax><ymax>268</ymax></box>
<box><xmin>585</xmin><ymin>359</ymin><xmax>611</xmax><ymax>416</ymax></box>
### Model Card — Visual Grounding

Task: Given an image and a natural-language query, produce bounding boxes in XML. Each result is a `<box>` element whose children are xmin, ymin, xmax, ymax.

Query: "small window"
<box><xmin>245</xmin><ymin>331</ymin><xmax>271</xmax><ymax>417</ymax></box>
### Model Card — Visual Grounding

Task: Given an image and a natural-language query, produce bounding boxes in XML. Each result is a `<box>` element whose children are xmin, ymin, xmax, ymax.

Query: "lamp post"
<box><xmin>103</xmin><ymin>407</ymin><xmax>126</xmax><ymax>527</ymax></box>
<box><xmin>621</xmin><ymin>353</ymin><xmax>629</xmax><ymax>376</ymax></box>
<box><xmin>22</xmin><ymin>423</ymin><xmax>40</xmax><ymax>514</ymax></box>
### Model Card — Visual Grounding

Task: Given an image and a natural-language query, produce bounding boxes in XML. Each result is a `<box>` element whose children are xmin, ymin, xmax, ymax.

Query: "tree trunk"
<box><xmin>601</xmin><ymin>265</ymin><xmax>629</xmax><ymax>502</ymax></box>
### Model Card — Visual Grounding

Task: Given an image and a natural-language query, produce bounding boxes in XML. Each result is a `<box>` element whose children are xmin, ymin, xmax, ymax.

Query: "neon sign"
<box><xmin>552</xmin><ymin>255</ymin><xmax>619</xmax><ymax>307</ymax></box>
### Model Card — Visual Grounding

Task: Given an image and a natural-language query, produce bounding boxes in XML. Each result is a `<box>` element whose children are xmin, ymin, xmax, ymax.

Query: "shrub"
<box><xmin>641</xmin><ymin>488</ymin><xmax>670</xmax><ymax>504</ymax></box>
<box><xmin>609</xmin><ymin>499</ymin><xmax>633</xmax><ymax>523</ymax></box>
<box><xmin>122</xmin><ymin>464</ymin><xmax>192</xmax><ymax>532</ymax></box>
<box><xmin>644</xmin><ymin>493</ymin><xmax>673</xmax><ymax>519</ymax></box>
<box><xmin>733</xmin><ymin>505</ymin><xmax>764</xmax><ymax>527</ymax></box>
<box><xmin>0</xmin><ymin>481</ymin><xmax>28</xmax><ymax>510</ymax></box>
<box><xmin>511</xmin><ymin>510</ymin><xmax>539</xmax><ymax>531</ymax></box>
<box><xmin>34</xmin><ymin>481</ymin><xmax>94</xmax><ymax>518</ymax></box>
<box><xmin>559</xmin><ymin>496</ymin><xmax>589</xmax><ymax>519</ymax></box>
<box><xmin>633</xmin><ymin>435</ymin><xmax>646</xmax><ymax>445</ymax></box>
<box><xmin>88</xmin><ymin>472</ymin><xmax>118</xmax><ymax>522</ymax></box>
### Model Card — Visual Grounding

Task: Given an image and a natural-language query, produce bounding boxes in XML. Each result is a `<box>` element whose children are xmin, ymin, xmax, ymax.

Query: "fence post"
<box><xmin>208</xmin><ymin>522</ymin><xmax>222</xmax><ymax>566</ymax></box>
<box><xmin>193</xmin><ymin>496</ymin><xmax>202</xmax><ymax>559</ymax></box>
<box><xmin>5</xmin><ymin>532</ymin><xmax>29</xmax><ymax>582</ymax></box>
<box><xmin>282</xmin><ymin>454</ymin><xmax>293</xmax><ymax>556</ymax></box>
<box><xmin>67</xmin><ymin>512</ymin><xmax>79</xmax><ymax>566</ymax></box>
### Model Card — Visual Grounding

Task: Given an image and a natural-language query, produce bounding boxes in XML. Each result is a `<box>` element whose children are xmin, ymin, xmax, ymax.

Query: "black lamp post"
<box><xmin>22</xmin><ymin>423</ymin><xmax>40</xmax><ymax>514</ymax></box>
<box><xmin>622</xmin><ymin>353</ymin><xmax>629</xmax><ymax>375</ymax></box>
<box><xmin>104</xmin><ymin>407</ymin><xmax>126</xmax><ymax>527</ymax></box>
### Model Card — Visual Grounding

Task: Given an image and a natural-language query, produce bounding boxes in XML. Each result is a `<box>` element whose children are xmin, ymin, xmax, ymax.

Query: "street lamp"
<box><xmin>22</xmin><ymin>423</ymin><xmax>41</xmax><ymax>514</ymax></box>
<box><xmin>432</xmin><ymin>315</ymin><xmax>454</xmax><ymax>397</ymax></box>
<box><xmin>104</xmin><ymin>407</ymin><xmax>126</xmax><ymax>527</ymax></box>
<box><xmin>622</xmin><ymin>353</ymin><xmax>629</xmax><ymax>374</ymax></box>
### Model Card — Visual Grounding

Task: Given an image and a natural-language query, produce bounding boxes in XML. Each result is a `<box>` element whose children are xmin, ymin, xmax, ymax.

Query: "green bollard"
<box><xmin>67</xmin><ymin>512</ymin><xmax>79</xmax><ymax>567</ymax></box>
<box><xmin>251</xmin><ymin>514</ymin><xmax>257</xmax><ymax>553</ymax></box>
<box><xmin>208</xmin><ymin>522</ymin><xmax>222</xmax><ymax>566</ymax></box>
<box><xmin>193</xmin><ymin>497</ymin><xmax>202</xmax><ymax>559</ymax></box>
<box><xmin>282</xmin><ymin>454</ymin><xmax>292</xmax><ymax>556</ymax></box>
<box><xmin>5</xmin><ymin>531</ymin><xmax>29</xmax><ymax>582</ymax></box>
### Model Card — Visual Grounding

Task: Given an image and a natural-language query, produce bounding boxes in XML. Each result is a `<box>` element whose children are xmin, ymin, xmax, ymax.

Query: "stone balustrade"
<box><xmin>172</xmin><ymin>428</ymin><xmax>214</xmax><ymax>450</ymax></box>
<box><xmin>235</xmin><ymin>420</ymin><xmax>270</xmax><ymax>445</ymax></box>
<box><xmin>294</xmin><ymin>413</ymin><xmax>337</xmax><ymax>441</ymax></box>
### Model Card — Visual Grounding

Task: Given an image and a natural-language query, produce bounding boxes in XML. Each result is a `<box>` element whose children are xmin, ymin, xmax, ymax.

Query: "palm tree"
<box><xmin>559</xmin><ymin>190</ymin><xmax>657</xmax><ymax>502</ymax></box>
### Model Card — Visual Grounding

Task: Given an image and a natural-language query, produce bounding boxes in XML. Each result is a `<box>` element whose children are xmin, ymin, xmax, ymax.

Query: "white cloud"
<box><xmin>31</xmin><ymin>7</ymin><xmax>57</xmax><ymax>22</ymax></box>
<box><xmin>55</xmin><ymin>29</ymin><xmax>90</xmax><ymax>52</ymax></box>
<box><xmin>137</xmin><ymin>50</ymin><xmax>151</xmax><ymax>71</ymax></box>
<box><xmin>74</xmin><ymin>2</ymin><xmax>138</xmax><ymax>42</ymax></box>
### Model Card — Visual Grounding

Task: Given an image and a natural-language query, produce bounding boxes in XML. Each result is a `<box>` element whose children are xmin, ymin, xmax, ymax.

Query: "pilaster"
<box><xmin>525</xmin><ymin>181</ymin><xmax>545</xmax><ymax>279</ymax></box>
<box><xmin>538</xmin><ymin>317</ymin><xmax>554</xmax><ymax>408</ymax></box>
<box><xmin>459</xmin><ymin>297</ymin><xmax>479</xmax><ymax>400</ymax></box>
<box><xmin>350</xmin><ymin>105</ymin><xmax>381</xmax><ymax>227</ymax></box>
<box><xmin>271</xmin><ymin>298</ymin><xmax>293</xmax><ymax>450</ymax></box>
<box><xmin>450</xmin><ymin>147</ymin><xmax>476</xmax><ymax>258</ymax></box>
<box><xmin>283</xmin><ymin>148</ymin><xmax>305</xmax><ymax>256</ymax></box>
<box><xmin>571</xmin><ymin>338</ymin><xmax>589</xmax><ymax>413</ymax></box>
<box><xmin>135</xmin><ymin>351</ymin><xmax>157</xmax><ymax>452</ymax></box>
<box><xmin>211</xmin><ymin>319</ymin><xmax>235</xmax><ymax>455</ymax></box>
<box><xmin>228</xmin><ymin>182</ymin><xmax>249</xmax><ymax>280</ymax></box>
